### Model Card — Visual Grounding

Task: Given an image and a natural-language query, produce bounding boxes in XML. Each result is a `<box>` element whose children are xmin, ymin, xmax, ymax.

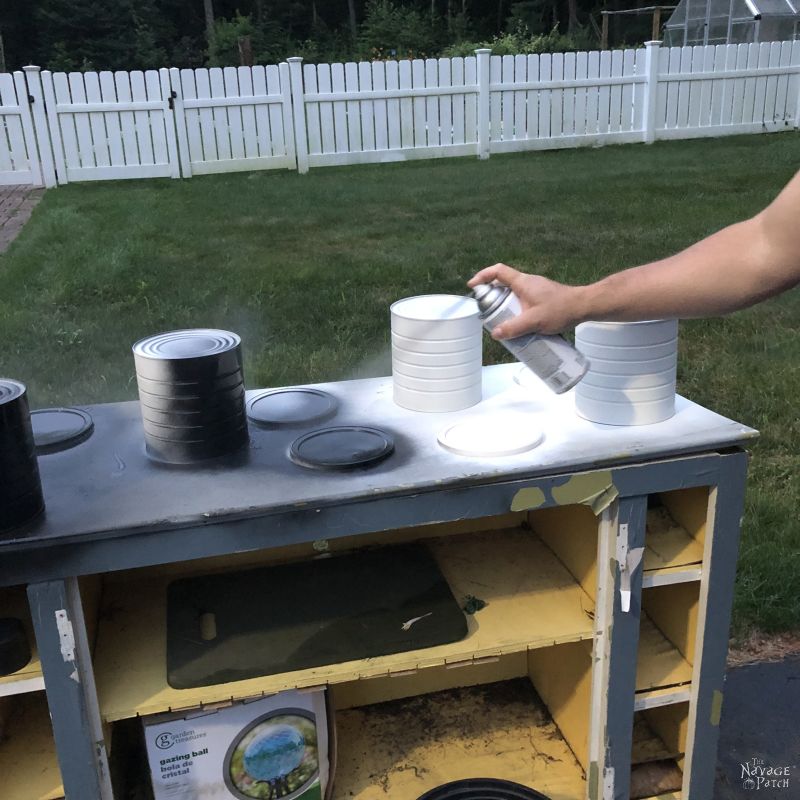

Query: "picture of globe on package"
<box><xmin>223</xmin><ymin>710</ymin><xmax>321</xmax><ymax>800</ymax></box>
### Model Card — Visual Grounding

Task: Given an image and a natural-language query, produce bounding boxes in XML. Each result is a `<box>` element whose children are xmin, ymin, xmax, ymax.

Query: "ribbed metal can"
<box><xmin>132</xmin><ymin>329</ymin><xmax>248</xmax><ymax>463</ymax></box>
<box><xmin>0</xmin><ymin>378</ymin><xmax>45</xmax><ymax>532</ymax></box>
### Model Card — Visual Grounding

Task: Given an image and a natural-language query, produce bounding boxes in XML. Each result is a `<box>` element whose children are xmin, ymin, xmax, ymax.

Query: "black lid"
<box><xmin>31</xmin><ymin>408</ymin><xmax>94</xmax><ymax>455</ymax></box>
<box><xmin>417</xmin><ymin>779</ymin><xmax>551</xmax><ymax>799</ymax></box>
<box><xmin>0</xmin><ymin>618</ymin><xmax>32</xmax><ymax>676</ymax></box>
<box><xmin>289</xmin><ymin>426</ymin><xmax>394</xmax><ymax>470</ymax></box>
<box><xmin>247</xmin><ymin>388</ymin><xmax>339</xmax><ymax>428</ymax></box>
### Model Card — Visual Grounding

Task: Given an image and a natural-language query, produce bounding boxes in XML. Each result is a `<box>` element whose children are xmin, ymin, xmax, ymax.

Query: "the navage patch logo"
<box><xmin>740</xmin><ymin>757</ymin><xmax>793</xmax><ymax>790</ymax></box>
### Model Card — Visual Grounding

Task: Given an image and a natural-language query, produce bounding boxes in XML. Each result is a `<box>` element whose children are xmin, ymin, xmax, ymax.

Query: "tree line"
<box><xmin>0</xmin><ymin>0</ymin><xmax>657</xmax><ymax>73</ymax></box>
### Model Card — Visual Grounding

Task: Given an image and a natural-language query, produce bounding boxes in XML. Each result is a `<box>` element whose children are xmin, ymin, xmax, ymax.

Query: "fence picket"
<box><xmin>774</xmin><ymin>41</ymin><xmax>793</xmax><ymax>126</ymax></box>
<box><xmin>344</xmin><ymin>62</ymin><xmax>362</xmax><ymax>152</ymax></box>
<box><xmin>21</xmin><ymin>68</ymin><xmax>52</xmax><ymax>185</ymax></box>
<box><xmin>562</xmin><ymin>52</ymin><xmax>576</xmax><ymax>137</ymax></box>
<box><xmin>331</xmin><ymin>63</ymin><xmax>347</xmax><ymax>152</ymax></box>
<box><xmin>385</xmin><ymin>60</ymin><xmax>402</xmax><ymax>150</ymax></box>
<box><xmin>621</xmin><ymin>50</ymin><xmax>635</xmax><ymax>131</ymax></box>
<box><xmin>209</xmin><ymin>69</ymin><xmax>231</xmax><ymax>160</ymax></box>
<box><xmin>372</xmin><ymin>61</ymin><xmax>388</xmax><ymax>151</ymax></box>
<box><xmin>223</xmin><ymin>68</ymin><xmax>245</xmax><ymax>160</ymax></box>
<box><xmin>551</xmin><ymin>53</ymin><xmax>565</xmax><ymax>139</ymax></box>
<box><xmin>412</xmin><ymin>59</ymin><xmax>426</xmax><ymax>147</ymax></box>
<box><xmin>729</xmin><ymin>45</ymin><xmax>748</xmax><ymax>126</ymax></box>
<box><xmin>145</xmin><ymin>70</ymin><xmax>169</xmax><ymax>167</ymax></box>
<box><xmin>193</xmin><ymin>69</ymin><xmax>216</xmax><ymax>162</ymax></box>
<box><xmin>69</xmin><ymin>73</ymin><xmax>96</xmax><ymax>168</ymax></box>
<box><xmin>304</xmin><ymin>65</ymin><xmax>322</xmax><ymax>157</ymax></box>
<box><xmin>719</xmin><ymin>45</ymin><xmax>738</xmax><ymax>126</ymax></box>
<box><xmin>266</xmin><ymin>64</ymin><xmax>286</xmax><ymax>159</ymax></box>
<box><xmin>439</xmin><ymin>57</ymin><xmax>453</xmax><ymax>147</ymax></box>
<box><xmin>464</xmin><ymin>55</ymin><xmax>478</xmax><ymax>145</ymax></box>
<box><xmin>608</xmin><ymin>50</ymin><xmax>623</xmax><ymax>133</ymax></box>
<box><xmin>398</xmin><ymin>60</ymin><xmax>413</xmax><ymax>149</ymax></box>
<box><xmin>538</xmin><ymin>54</ymin><xmax>552</xmax><ymax>138</ymax></box>
<box><xmin>315</xmin><ymin>64</ymin><xmax>335</xmax><ymax>155</ymax></box>
<box><xmin>499</xmin><ymin>55</ymin><xmax>513</xmax><ymax>141</ymax></box>
<box><xmin>490</xmin><ymin>55</ymin><xmax>502</xmax><ymax>141</ymax></box>
<box><xmin>786</xmin><ymin>41</ymin><xmax>800</xmax><ymax>127</ymax></box>
<box><xmin>598</xmin><ymin>51</ymin><xmax>611</xmax><ymax>134</ymax></box>
<box><xmin>452</xmin><ymin>57</ymin><xmax>466</xmax><ymax>145</ymax></box>
<box><xmin>359</xmin><ymin>61</ymin><xmax>375</xmax><ymax>151</ymax></box>
<box><xmin>762</xmin><ymin>41</ymin><xmax>783</xmax><ymax>128</ymax></box>
<box><xmin>574</xmin><ymin>52</ymin><xmax>587</xmax><ymax>136</ymax></box>
<box><xmin>0</xmin><ymin>75</ymin><xmax>18</xmax><ymax>174</ymax></box>
<box><xmin>179</xmin><ymin>69</ymin><xmax>203</xmax><ymax>163</ymax></box>
<box><xmin>97</xmin><ymin>72</ymin><xmax>124</xmax><ymax>167</ymax></box>
<box><xmin>752</xmin><ymin>43</ymin><xmax>772</xmax><ymax>126</ymax></box>
<box><xmin>424</xmin><ymin>59</ymin><xmax>439</xmax><ymax>147</ymax></box>
<box><xmin>83</xmin><ymin>72</ymin><xmax>110</xmax><ymax>167</ymax></box>
<box><xmin>676</xmin><ymin>47</ymin><xmax>693</xmax><ymax>128</ymax></box>
<box><xmin>172</xmin><ymin>68</ymin><xmax>194</xmax><ymax>176</ymax></box>
<box><xmin>237</xmin><ymin>67</ymin><xmax>259</xmax><ymax>159</ymax></box>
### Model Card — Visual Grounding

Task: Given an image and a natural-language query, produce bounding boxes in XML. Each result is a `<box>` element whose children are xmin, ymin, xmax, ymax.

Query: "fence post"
<box><xmin>476</xmin><ymin>48</ymin><xmax>491</xmax><ymax>160</ymax></box>
<box><xmin>642</xmin><ymin>40</ymin><xmax>661</xmax><ymax>144</ymax></box>
<box><xmin>287</xmin><ymin>57</ymin><xmax>309</xmax><ymax>174</ymax></box>
<box><xmin>22</xmin><ymin>66</ymin><xmax>57</xmax><ymax>187</ymax></box>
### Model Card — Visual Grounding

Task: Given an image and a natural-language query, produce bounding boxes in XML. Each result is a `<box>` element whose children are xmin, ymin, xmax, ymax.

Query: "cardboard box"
<box><xmin>143</xmin><ymin>691</ymin><xmax>329</xmax><ymax>799</ymax></box>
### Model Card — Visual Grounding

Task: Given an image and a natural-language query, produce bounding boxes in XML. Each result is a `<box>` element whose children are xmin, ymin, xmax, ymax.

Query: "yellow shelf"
<box><xmin>0</xmin><ymin>693</ymin><xmax>63</xmax><ymax>800</ymax></box>
<box><xmin>95</xmin><ymin>528</ymin><xmax>595</xmax><ymax>722</ymax></box>
<box><xmin>643</xmin><ymin>507</ymin><xmax>703</xmax><ymax>578</ymax></box>
<box><xmin>0</xmin><ymin>588</ymin><xmax>44</xmax><ymax>696</ymax></box>
<box><xmin>636</xmin><ymin>615</ymin><xmax>693</xmax><ymax>701</ymax></box>
<box><xmin>334</xmin><ymin>679</ymin><xmax>586</xmax><ymax>800</ymax></box>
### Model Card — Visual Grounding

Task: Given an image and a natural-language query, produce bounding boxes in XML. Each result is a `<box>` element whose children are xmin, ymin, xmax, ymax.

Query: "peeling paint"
<box><xmin>551</xmin><ymin>472</ymin><xmax>619</xmax><ymax>515</ymax></box>
<box><xmin>588</xmin><ymin>761</ymin><xmax>599</xmax><ymax>800</ymax></box>
<box><xmin>710</xmin><ymin>689</ymin><xmax>724</xmax><ymax>726</ymax></box>
<box><xmin>510</xmin><ymin>486</ymin><xmax>546</xmax><ymax>511</ymax></box>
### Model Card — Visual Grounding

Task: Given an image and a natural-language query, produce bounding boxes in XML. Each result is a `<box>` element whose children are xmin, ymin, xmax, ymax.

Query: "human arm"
<box><xmin>468</xmin><ymin>170</ymin><xmax>800</xmax><ymax>337</ymax></box>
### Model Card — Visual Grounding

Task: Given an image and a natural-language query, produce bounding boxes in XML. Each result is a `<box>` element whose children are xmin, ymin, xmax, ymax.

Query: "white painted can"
<box><xmin>390</xmin><ymin>294</ymin><xmax>482</xmax><ymax>412</ymax></box>
<box><xmin>390</xmin><ymin>295</ymin><xmax>481</xmax><ymax>340</ymax></box>
<box><xmin>393</xmin><ymin>381</ymin><xmax>482</xmax><ymax>413</ymax></box>
<box><xmin>575</xmin><ymin>320</ymin><xmax>678</xmax><ymax>426</ymax></box>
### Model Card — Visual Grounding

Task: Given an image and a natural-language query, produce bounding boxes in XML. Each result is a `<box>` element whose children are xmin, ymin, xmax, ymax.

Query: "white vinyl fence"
<box><xmin>3</xmin><ymin>40</ymin><xmax>800</xmax><ymax>188</ymax></box>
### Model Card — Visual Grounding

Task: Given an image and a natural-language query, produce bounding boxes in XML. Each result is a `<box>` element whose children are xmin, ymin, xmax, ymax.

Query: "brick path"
<box><xmin>0</xmin><ymin>185</ymin><xmax>44</xmax><ymax>254</ymax></box>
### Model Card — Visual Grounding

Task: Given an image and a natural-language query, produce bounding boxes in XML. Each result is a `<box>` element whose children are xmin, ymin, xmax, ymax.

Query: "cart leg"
<box><xmin>28</xmin><ymin>577</ymin><xmax>113</xmax><ymax>800</ymax></box>
<box><xmin>682</xmin><ymin>452</ymin><xmax>748</xmax><ymax>799</ymax></box>
<box><xmin>589</xmin><ymin>496</ymin><xmax>648</xmax><ymax>800</ymax></box>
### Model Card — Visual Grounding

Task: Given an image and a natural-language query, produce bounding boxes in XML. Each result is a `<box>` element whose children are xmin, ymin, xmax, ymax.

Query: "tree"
<box><xmin>203</xmin><ymin>0</ymin><xmax>216</xmax><ymax>55</ymax></box>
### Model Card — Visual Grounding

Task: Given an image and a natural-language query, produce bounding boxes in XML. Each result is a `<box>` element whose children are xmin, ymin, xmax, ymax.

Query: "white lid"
<box><xmin>437</xmin><ymin>414</ymin><xmax>544</xmax><ymax>457</ymax></box>
<box><xmin>391</xmin><ymin>295</ymin><xmax>478</xmax><ymax>321</ymax></box>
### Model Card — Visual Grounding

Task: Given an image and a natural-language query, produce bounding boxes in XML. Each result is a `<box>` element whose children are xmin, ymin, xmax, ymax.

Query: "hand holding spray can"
<box><xmin>471</xmin><ymin>282</ymin><xmax>589</xmax><ymax>394</ymax></box>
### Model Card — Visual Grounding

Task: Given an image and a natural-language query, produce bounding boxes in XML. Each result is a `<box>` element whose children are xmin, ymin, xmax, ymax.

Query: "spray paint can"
<box><xmin>471</xmin><ymin>282</ymin><xmax>589</xmax><ymax>394</ymax></box>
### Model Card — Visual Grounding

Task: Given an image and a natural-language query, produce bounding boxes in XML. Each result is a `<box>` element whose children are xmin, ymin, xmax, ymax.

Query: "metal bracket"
<box><xmin>55</xmin><ymin>609</ymin><xmax>76</xmax><ymax>662</ymax></box>
<box><xmin>615</xmin><ymin>523</ymin><xmax>645</xmax><ymax>613</ymax></box>
<box><xmin>602</xmin><ymin>765</ymin><xmax>615</xmax><ymax>800</ymax></box>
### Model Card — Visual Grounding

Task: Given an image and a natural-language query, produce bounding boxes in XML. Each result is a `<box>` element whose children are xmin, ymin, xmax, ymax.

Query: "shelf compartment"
<box><xmin>94</xmin><ymin>527</ymin><xmax>595</xmax><ymax>722</ymax></box>
<box><xmin>642</xmin><ymin>583</ymin><xmax>700</xmax><ymax>667</ymax></box>
<box><xmin>0</xmin><ymin>588</ymin><xmax>43</xmax><ymax>697</ymax></box>
<box><xmin>631</xmin><ymin>703</ymin><xmax>689</xmax><ymax>800</ymax></box>
<box><xmin>333</xmin><ymin>678</ymin><xmax>586</xmax><ymax>800</ymax></box>
<box><xmin>0</xmin><ymin>693</ymin><xmax>64</xmax><ymax>800</ymax></box>
<box><xmin>643</xmin><ymin>507</ymin><xmax>704</xmax><ymax>587</ymax></box>
<box><xmin>635</xmin><ymin>615</ymin><xmax>693</xmax><ymax>709</ymax></box>
<box><xmin>527</xmin><ymin>504</ymin><xmax>703</xmax><ymax>595</ymax></box>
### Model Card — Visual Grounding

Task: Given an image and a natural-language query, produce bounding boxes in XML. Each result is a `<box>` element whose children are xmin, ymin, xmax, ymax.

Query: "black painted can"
<box><xmin>0</xmin><ymin>379</ymin><xmax>45</xmax><ymax>533</ymax></box>
<box><xmin>132</xmin><ymin>330</ymin><xmax>248</xmax><ymax>464</ymax></box>
<box><xmin>417</xmin><ymin>779</ymin><xmax>551</xmax><ymax>799</ymax></box>
<box><xmin>0</xmin><ymin>617</ymin><xmax>31</xmax><ymax>675</ymax></box>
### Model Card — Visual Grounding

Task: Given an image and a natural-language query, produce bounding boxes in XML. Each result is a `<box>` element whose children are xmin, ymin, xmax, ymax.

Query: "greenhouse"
<box><xmin>663</xmin><ymin>0</ymin><xmax>800</xmax><ymax>45</ymax></box>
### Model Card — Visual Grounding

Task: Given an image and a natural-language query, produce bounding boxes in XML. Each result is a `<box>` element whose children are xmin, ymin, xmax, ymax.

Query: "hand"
<box><xmin>468</xmin><ymin>263</ymin><xmax>586</xmax><ymax>337</ymax></box>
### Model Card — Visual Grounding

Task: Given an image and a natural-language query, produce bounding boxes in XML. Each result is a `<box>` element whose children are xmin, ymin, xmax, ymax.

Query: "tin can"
<box><xmin>471</xmin><ymin>282</ymin><xmax>589</xmax><ymax>394</ymax></box>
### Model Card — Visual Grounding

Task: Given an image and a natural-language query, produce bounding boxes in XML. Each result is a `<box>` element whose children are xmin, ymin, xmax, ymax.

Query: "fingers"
<box><xmin>492</xmin><ymin>310</ymin><xmax>540</xmax><ymax>340</ymax></box>
<box><xmin>467</xmin><ymin>263</ymin><xmax>521</xmax><ymax>288</ymax></box>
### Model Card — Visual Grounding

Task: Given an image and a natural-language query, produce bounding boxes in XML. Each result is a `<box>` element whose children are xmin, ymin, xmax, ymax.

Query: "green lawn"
<box><xmin>1</xmin><ymin>134</ymin><xmax>798</xmax><ymax>637</ymax></box>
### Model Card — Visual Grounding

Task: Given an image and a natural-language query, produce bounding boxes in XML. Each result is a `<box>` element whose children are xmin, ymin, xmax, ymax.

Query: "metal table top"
<box><xmin>1</xmin><ymin>364</ymin><xmax>758</xmax><ymax>549</ymax></box>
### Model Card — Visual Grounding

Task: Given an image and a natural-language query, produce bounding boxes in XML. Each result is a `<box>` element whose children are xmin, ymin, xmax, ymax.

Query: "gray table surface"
<box><xmin>1</xmin><ymin>364</ymin><xmax>758</xmax><ymax>548</ymax></box>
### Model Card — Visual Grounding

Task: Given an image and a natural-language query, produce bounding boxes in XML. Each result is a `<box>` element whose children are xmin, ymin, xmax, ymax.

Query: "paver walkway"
<box><xmin>0</xmin><ymin>185</ymin><xmax>44</xmax><ymax>254</ymax></box>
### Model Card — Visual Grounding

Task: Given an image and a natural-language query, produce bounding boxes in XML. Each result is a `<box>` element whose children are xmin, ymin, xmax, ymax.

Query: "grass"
<box><xmin>1</xmin><ymin>133</ymin><xmax>799</xmax><ymax>636</ymax></box>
